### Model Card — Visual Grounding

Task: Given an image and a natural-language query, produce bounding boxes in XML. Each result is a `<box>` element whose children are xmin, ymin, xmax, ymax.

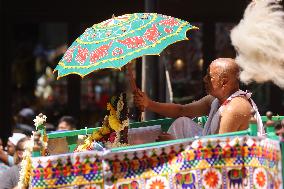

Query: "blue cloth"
<box><xmin>8</xmin><ymin>155</ymin><xmax>14</xmax><ymax>166</ymax></box>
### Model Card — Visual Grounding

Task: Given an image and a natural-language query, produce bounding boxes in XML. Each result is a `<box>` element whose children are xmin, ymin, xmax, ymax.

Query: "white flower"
<box><xmin>33</xmin><ymin>113</ymin><xmax>47</xmax><ymax>128</ymax></box>
<box><xmin>122</xmin><ymin>119</ymin><xmax>129</xmax><ymax>129</ymax></box>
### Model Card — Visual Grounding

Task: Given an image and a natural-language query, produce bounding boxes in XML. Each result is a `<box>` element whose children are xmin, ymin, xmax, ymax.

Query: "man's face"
<box><xmin>203</xmin><ymin>64</ymin><xmax>222</xmax><ymax>96</ymax></box>
<box><xmin>7</xmin><ymin>140</ymin><xmax>16</xmax><ymax>156</ymax></box>
<box><xmin>0</xmin><ymin>139</ymin><xmax>3</xmax><ymax>151</ymax></box>
<box><xmin>57</xmin><ymin>121</ymin><xmax>72</xmax><ymax>131</ymax></box>
<box><xmin>16</xmin><ymin>141</ymin><xmax>26</xmax><ymax>161</ymax></box>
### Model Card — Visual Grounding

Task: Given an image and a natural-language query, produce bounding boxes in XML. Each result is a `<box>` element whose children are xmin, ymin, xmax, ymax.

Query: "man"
<box><xmin>134</xmin><ymin>58</ymin><xmax>263</xmax><ymax>140</ymax></box>
<box><xmin>0</xmin><ymin>133</ymin><xmax>27</xmax><ymax>166</ymax></box>
<box><xmin>0</xmin><ymin>137</ymin><xmax>29</xmax><ymax>189</ymax></box>
<box><xmin>57</xmin><ymin>116</ymin><xmax>76</xmax><ymax>131</ymax></box>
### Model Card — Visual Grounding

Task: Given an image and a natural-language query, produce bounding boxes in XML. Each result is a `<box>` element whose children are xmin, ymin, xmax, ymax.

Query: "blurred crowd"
<box><xmin>264</xmin><ymin>111</ymin><xmax>284</xmax><ymax>136</ymax></box>
<box><xmin>0</xmin><ymin>107</ymin><xmax>77</xmax><ymax>188</ymax></box>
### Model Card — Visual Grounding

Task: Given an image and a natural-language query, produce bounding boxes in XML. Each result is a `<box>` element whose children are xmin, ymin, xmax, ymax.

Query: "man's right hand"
<box><xmin>156</xmin><ymin>132</ymin><xmax>176</xmax><ymax>141</ymax></box>
<box><xmin>133</xmin><ymin>89</ymin><xmax>149</xmax><ymax>111</ymax></box>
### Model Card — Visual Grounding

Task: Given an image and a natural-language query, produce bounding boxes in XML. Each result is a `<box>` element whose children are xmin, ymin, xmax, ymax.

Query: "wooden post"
<box><xmin>143</xmin><ymin>0</ymin><xmax>163</xmax><ymax>120</ymax></box>
<box><xmin>127</xmin><ymin>62</ymin><xmax>145</xmax><ymax>121</ymax></box>
<box><xmin>67</xmin><ymin>23</ymin><xmax>81</xmax><ymax>128</ymax></box>
<box><xmin>127</xmin><ymin>63</ymin><xmax>137</xmax><ymax>93</ymax></box>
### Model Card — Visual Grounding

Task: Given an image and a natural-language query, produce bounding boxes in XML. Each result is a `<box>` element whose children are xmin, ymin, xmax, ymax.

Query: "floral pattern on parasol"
<box><xmin>54</xmin><ymin>13</ymin><xmax>197</xmax><ymax>78</ymax></box>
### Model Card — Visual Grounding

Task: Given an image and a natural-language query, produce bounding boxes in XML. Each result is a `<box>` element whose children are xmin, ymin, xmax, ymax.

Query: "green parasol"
<box><xmin>54</xmin><ymin>13</ymin><xmax>198</xmax><ymax>87</ymax></box>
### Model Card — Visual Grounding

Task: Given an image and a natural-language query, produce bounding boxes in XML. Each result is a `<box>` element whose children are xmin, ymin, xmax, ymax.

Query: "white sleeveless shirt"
<box><xmin>202</xmin><ymin>90</ymin><xmax>264</xmax><ymax>136</ymax></box>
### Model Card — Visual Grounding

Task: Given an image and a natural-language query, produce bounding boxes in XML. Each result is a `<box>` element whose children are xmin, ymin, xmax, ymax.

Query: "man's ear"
<box><xmin>221</xmin><ymin>75</ymin><xmax>229</xmax><ymax>87</ymax></box>
<box><xmin>18</xmin><ymin>151</ymin><xmax>24</xmax><ymax>159</ymax></box>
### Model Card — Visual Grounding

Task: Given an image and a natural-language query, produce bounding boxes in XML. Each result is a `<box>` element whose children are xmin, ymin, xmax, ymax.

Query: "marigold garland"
<box><xmin>19</xmin><ymin>113</ymin><xmax>49</xmax><ymax>188</ymax></box>
<box><xmin>18</xmin><ymin>135</ymin><xmax>34</xmax><ymax>188</ymax></box>
<box><xmin>75</xmin><ymin>93</ymin><xmax>129</xmax><ymax>152</ymax></box>
<box><xmin>107</xmin><ymin>103</ymin><xmax>123</xmax><ymax>132</ymax></box>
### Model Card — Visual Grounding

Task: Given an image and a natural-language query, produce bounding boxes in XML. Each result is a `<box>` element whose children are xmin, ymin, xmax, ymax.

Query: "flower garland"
<box><xmin>116</xmin><ymin>94</ymin><xmax>124</xmax><ymax>119</ymax></box>
<box><xmin>107</xmin><ymin>103</ymin><xmax>124</xmax><ymax>132</ymax></box>
<box><xmin>19</xmin><ymin>113</ymin><xmax>49</xmax><ymax>188</ymax></box>
<box><xmin>19</xmin><ymin>137</ymin><xmax>34</xmax><ymax>189</ymax></box>
<box><xmin>76</xmin><ymin>93</ymin><xmax>129</xmax><ymax>152</ymax></box>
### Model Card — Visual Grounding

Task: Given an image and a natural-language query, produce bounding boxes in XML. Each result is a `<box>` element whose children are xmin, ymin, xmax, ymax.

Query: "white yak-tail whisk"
<box><xmin>231</xmin><ymin>0</ymin><xmax>284</xmax><ymax>88</ymax></box>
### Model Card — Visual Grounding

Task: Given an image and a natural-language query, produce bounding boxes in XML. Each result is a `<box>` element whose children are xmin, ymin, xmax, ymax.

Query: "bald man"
<box><xmin>134</xmin><ymin>58</ymin><xmax>263</xmax><ymax>140</ymax></box>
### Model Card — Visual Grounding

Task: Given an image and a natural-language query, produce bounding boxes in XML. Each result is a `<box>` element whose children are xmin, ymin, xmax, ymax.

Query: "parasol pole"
<box><xmin>126</xmin><ymin>62</ymin><xmax>137</xmax><ymax>93</ymax></box>
<box><xmin>127</xmin><ymin>62</ymin><xmax>144</xmax><ymax>121</ymax></box>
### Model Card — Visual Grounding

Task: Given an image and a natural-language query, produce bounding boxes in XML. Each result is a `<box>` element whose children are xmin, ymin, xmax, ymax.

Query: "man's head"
<box><xmin>266</xmin><ymin>111</ymin><xmax>273</xmax><ymax>120</ymax></box>
<box><xmin>14</xmin><ymin>137</ymin><xmax>29</xmax><ymax>164</ymax></box>
<box><xmin>57</xmin><ymin>116</ymin><xmax>76</xmax><ymax>131</ymax></box>
<box><xmin>203</xmin><ymin>58</ymin><xmax>240</xmax><ymax>99</ymax></box>
<box><xmin>7</xmin><ymin>133</ymin><xmax>27</xmax><ymax>156</ymax></box>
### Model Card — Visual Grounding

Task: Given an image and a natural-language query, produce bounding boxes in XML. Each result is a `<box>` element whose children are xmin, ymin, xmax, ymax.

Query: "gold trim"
<box><xmin>54</xmin><ymin>25</ymin><xmax>198</xmax><ymax>80</ymax></box>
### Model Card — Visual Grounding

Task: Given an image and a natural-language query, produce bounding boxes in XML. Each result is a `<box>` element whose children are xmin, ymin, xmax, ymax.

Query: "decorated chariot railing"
<box><xmin>23</xmin><ymin>116</ymin><xmax>284</xmax><ymax>189</ymax></box>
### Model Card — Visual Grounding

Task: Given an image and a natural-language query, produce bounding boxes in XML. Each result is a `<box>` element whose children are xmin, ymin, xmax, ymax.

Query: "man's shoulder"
<box><xmin>219</xmin><ymin>96</ymin><xmax>252</xmax><ymax>133</ymax></box>
<box><xmin>225</xmin><ymin>96</ymin><xmax>252</xmax><ymax>115</ymax></box>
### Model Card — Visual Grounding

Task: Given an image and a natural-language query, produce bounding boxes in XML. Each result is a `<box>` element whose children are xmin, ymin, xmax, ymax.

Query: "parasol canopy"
<box><xmin>54</xmin><ymin>13</ymin><xmax>197</xmax><ymax>79</ymax></box>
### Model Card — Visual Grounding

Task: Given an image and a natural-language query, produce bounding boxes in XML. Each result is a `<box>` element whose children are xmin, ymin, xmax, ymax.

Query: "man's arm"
<box><xmin>0</xmin><ymin>150</ymin><xmax>9</xmax><ymax>165</ymax></box>
<box><xmin>219</xmin><ymin>97</ymin><xmax>251</xmax><ymax>134</ymax></box>
<box><xmin>134</xmin><ymin>89</ymin><xmax>214</xmax><ymax>118</ymax></box>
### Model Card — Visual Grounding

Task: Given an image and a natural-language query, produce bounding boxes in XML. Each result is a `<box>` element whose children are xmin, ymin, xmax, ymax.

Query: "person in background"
<box><xmin>265</xmin><ymin>111</ymin><xmax>275</xmax><ymax>128</ymax></box>
<box><xmin>57</xmin><ymin>116</ymin><xmax>76</xmax><ymax>131</ymax></box>
<box><xmin>45</xmin><ymin>123</ymin><xmax>56</xmax><ymax>132</ymax></box>
<box><xmin>13</xmin><ymin>108</ymin><xmax>35</xmax><ymax>135</ymax></box>
<box><xmin>0</xmin><ymin>133</ymin><xmax>27</xmax><ymax>166</ymax></box>
<box><xmin>0</xmin><ymin>137</ymin><xmax>29</xmax><ymax>189</ymax></box>
<box><xmin>276</xmin><ymin>119</ymin><xmax>284</xmax><ymax>136</ymax></box>
<box><xmin>0</xmin><ymin>138</ymin><xmax>9</xmax><ymax>176</ymax></box>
